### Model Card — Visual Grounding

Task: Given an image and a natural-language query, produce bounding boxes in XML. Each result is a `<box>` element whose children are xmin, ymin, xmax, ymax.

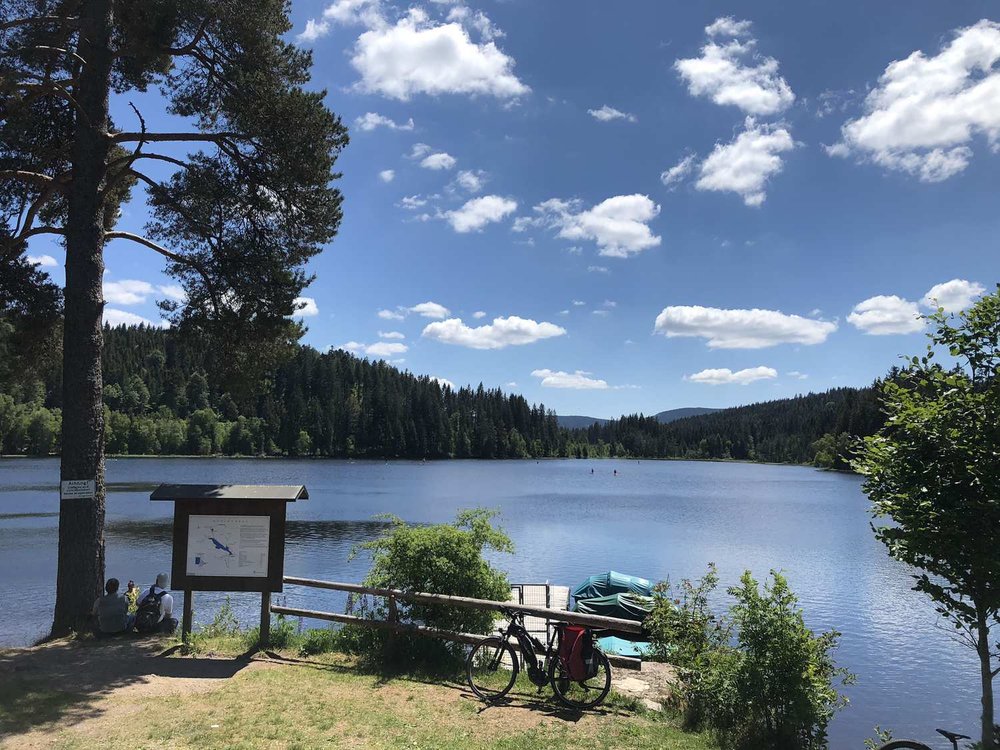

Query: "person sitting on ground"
<box><xmin>92</xmin><ymin>578</ymin><xmax>135</xmax><ymax>636</ymax></box>
<box><xmin>134</xmin><ymin>573</ymin><xmax>178</xmax><ymax>635</ymax></box>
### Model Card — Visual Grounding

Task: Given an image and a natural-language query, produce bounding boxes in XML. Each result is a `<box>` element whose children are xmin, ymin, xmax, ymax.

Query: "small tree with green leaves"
<box><xmin>855</xmin><ymin>286</ymin><xmax>1000</xmax><ymax>749</ymax></box>
<box><xmin>351</xmin><ymin>508</ymin><xmax>513</xmax><ymax>665</ymax></box>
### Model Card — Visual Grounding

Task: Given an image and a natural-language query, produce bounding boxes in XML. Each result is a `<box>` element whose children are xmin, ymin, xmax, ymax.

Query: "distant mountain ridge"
<box><xmin>557</xmin><ymin>407</ymin><xmax>720</xmax><ymax>429</ymax></box>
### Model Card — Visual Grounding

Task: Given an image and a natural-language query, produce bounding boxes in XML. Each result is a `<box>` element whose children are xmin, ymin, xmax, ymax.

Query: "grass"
<box><xmin>0</xmin><ymin>630</ymin><xmax>716</xmax><ymax>750</ymax></box>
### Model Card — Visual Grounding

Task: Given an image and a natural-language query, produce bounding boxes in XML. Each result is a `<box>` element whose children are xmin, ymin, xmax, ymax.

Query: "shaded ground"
<box><xmin>0</xmin><ymin>638</ymin><xmax>710</xmax><ymax>749</ymax></box>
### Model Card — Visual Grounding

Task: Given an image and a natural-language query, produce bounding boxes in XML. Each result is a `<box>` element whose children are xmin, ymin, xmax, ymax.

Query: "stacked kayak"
<box><xmin>571</xmin><ymin>571</ymin><xmax>654</xmax><ymax>657</ymax></box>
<box><xmin>572</xmin><ymin>571</ymin><xmax>654</xmax><ymax>600</ymax></box>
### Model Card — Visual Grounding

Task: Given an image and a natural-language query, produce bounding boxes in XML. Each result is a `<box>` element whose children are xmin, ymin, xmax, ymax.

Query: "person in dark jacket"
<box><xmin>92</xmin><ymin>578</ymin><xmax>135</xmax><ymax>636</ymax></box>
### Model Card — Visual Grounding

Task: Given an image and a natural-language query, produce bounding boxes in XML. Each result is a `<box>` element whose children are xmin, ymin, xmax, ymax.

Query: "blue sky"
<box><xmin>25</xmin><ymin>0</ymin><xmax>1000</xmax><ymax>418</ymax></box>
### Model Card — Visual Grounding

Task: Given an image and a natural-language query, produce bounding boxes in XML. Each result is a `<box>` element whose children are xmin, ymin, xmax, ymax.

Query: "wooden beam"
<box><xmin>282</xmin><ymin>576</ymin><xmax>645</xmax><ymax>635</ymax></box>
<box><xmin>270</xmin><ymin>604</ymin><xmax>642</xmax><ymax>671</ymax></box>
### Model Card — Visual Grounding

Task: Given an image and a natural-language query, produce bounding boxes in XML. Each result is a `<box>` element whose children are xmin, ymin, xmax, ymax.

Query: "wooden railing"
<box><xmin>272</xmin><ymin>575</ymin><xmax>646</xmax><ymax>670</ymax></box>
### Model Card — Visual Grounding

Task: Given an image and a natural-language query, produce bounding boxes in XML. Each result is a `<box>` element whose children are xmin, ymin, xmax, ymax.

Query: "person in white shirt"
<box><xmin>136</xmin><ymin>572</ymin><xmax>177</xmax><ymax>634</ymax></box>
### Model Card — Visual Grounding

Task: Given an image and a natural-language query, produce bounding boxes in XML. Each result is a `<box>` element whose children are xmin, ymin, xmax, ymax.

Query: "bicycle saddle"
<box><xmin>936</xmin><ymin>729</ymin><xmax>971</xmax><ymax>742</ymax></box>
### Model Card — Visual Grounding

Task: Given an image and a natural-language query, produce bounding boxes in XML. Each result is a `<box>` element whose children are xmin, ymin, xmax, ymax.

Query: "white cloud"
<box><xmin>696</xmin><ymin>118</ymin><xmax>795</xmax><ymax>206</ymax></box>
<box><xmin>655</xmin><ymin>305</ymin><xmax>837</xmax><ymax>348</ymax></box>
<box><xmin>847</xmin><ymin>295</ymin><xmax>924</xmax><ymax>335</ymax></box>
<box><xmin>366</xmin><ymin>341</ymin><xmax>408</xmax><ymax>357</ymax></box>
<box><xmin>675</xmin><ymin>17</ymin><xmax>795</xmax><ymax>115</ymax></box>
<box><xmin>588</xmin><ymin>265</ymin><xmax>609</xmax><ymax>274</ymax></box>
<box><xmin>27</xmin><ymin>254</ymin><xmax>58</xmax><ymax>267</ymax></box>
<box><xmin>660</xmin><ymin>154</ymin><xmax>696</xmax><ymax>188</ymax></box>
<box><xmin>430</xmin><ymin>375</ymin><xmax>456</xmax><ymax>389</ymax></box>
<box><xmin>354</xmin><ymin>112</ymin><xmax>415</xmax><ymax>131</ymax></box>
<box><xmin>379</xmin><ymin>169</ymin><xmax>395</xmax><ymax>183</ymax></box>
<box><xmin>399</xmin><ymin>195</ymin><xmax>427</xmax><ymax>209</ymax></box>
<box><xmin>921</xmin><ymin>279</ymin><xmax>986</xmax><ymax>312</ymax></box>
<box><xmin>572</xmin><ymin>300</ymin><xmax>586</xmax><ymax>306</ymax></box>
<box><xmin>103</xmin><ymin>279</ymin><xmax>189</xmax><ymax>306</ymax></box>
<box><xmin>686</xmin><ymin>366</ymin><xmax>778</xmax><ymax>385</ymax></box>
<box><xmin>452</xmin><ymin>169</ymin><xmax>487</xmax><ymax>193</ymax></box>
<box><xmin>298</xmin><ymin>18</ymin><xmax>331</xmax><ymax>43</ymax></box>
<box><xmin>519</xmin><ymin>195</ymin><xmax>661</xmax><ymax>258</ymax></box>
<box><xmin>378</xmin><ymin>330</ymin><xmax>405</xmax><ymax>339</ymax></box>
<box><xmin>705</xmin><ymin>16</ymin><xmax>753</xmax><ymax>38</ymax></box>
<box><xmin>472</xmin><ymin>310</ymin><xmax>487</xmax><ymax>319</ymax></box>
<box><xmin>787</xmin><ymin>371</ymin><xmax>808</xmax><ymax>380</ymax></box>
<box><xmin>445</xmin><ymin>195</ymin><xmax>517</xmax><ymax>232</ymax></box>
<box><xmin>345</xmin><ymin>7</ymin><xmax>529</xmax><ymax>100</ymax></box>
<box><xmin>588</xmin><ymin>105</ymin><xmax>637</xmax><ymax>123</ymax></box>
<box><xmin>422</xmin><ymin>316</ymin><xmax>566</xmax><ymax>349</ymax></box>
<box><xmin>336</xmin><ymin>339</ymin><xmax>409</xmax><ymax>358</ymax></box>
<box><xmin>409</xmin><ymin>142</ymin><xmax>433</xmax><ymax>159</ymax></box>
<box><xmin>103</xmin><ymin>308</ymin><xmax>167</xmax><ymax>328</ymax></box>
<box><xmin>294</xmin><ymin>297</ymin><xmax>320</xmax><ymax>317</ymax></box>
<box><xmin>377</xmin><ymin>308</ymin><xmax>405</xmax><ymax>320</ymax></box>
<box><xmin>531</xmin><ymin>369</ymin><xmax>609</xmax><ymax>390</ymax></box>
<box><xmin>409</xmin><ymin>301</ymin><xmax>451</xmax><ymax>319</ymax></box>
<box><xmin>592</xmin><ymin>309</ymin><xmax>609</xmax><ymax>317</ymax></box>
<box><xmin>159</xmin><ymin>284</ymin><xmax>186</xmax><ymax>302</ymax></box>
<box><xmin>602</xmin><ymin>300</ymin><xmax>617</xmax><ymax>308</ymax></box>
<box><xmin>830</xmin><ymin>20</ymin><xmax>1000</xmax><ymax>182</ymax></box>
<box><xmin>420</xmin><ymin>152</ymin><xmax>457</xmax><ymax>170</ymax></box>
<box><xmin>103</xmin><ymin>279</ymin><xmax>155</xmax><ymax>305</ymax></box>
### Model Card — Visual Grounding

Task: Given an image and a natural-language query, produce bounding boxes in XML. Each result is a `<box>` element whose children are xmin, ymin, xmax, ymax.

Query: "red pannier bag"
<box><xmin>559</xmin><ymin>625</ymin><xmax>589</xmax><ymax>681</ymax></box>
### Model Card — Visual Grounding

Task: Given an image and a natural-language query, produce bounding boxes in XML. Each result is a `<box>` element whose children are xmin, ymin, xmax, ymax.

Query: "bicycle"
<box><xmin>879</xmin><ymin>728</ymin><xmax>971</xmax><ymax>750</ymax></box>
<box><xmin>465</xmin><ymin>606</ymin><xmax>613</xmax><ymax>709</ymax></box>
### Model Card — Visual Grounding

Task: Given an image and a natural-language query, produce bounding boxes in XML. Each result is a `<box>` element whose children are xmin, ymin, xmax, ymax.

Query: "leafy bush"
<box><xmin>646</xmin><ymin>563</ymin><xmax>728</xmax><ymax>668</ymax></box>
<box><xmin>348</xmin><ymin>508</ymin><xmax>513</xmax><ymax>665</ymax></box>
<box><xmin>647</xmin><ymin>568</ymin><xmax>852</xmax><ymax>750</ymax></box>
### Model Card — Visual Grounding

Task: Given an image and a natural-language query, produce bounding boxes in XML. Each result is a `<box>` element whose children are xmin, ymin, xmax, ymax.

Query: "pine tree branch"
<box><xmin>164</xmin><ymin>17</ymin><xmax>212</xmax><ymax>56</ymax></box>
<box><xmin>103</xmin><ymin>231</ymin><xmax>220</xmax><ymax>313</ymax></box>
<box><xmin>126</xmin><ymin>170</ymin><xmax>216</xmax><ymax>239</ymax></box>
<box><xmin>0</xmin><ymin>170</ymin><xmax>62</xmax><ymax>188</ymax></box>
<box><xmin>107</xmin><ymin>153</ymin><xmax>190</xmax><ymax>171</ymax></box>
<box><xmin>109</xmin><ymin>132</ymin><xmax>242</xmax><ymax>144</ymax></box>
<box><xmin>0</xmin><ymin>16</ymin><xmax>80</xmax><ymax>32</ymax></box>
<box><xmin>8</xmin><ymin>45</ymin><xmax>88</xmax><ymax>67</ymax></box>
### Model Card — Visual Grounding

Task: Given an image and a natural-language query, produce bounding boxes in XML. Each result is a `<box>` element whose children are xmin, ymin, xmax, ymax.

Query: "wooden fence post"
<box><xmin>182</xmin><ymin>589</ymin><xmax>193</xmax><ymax>641</ymax></box>
<box><xmin>260</xmin><ymin>591</ymin><xmax>271</xmax><ymax>651</ymax></box>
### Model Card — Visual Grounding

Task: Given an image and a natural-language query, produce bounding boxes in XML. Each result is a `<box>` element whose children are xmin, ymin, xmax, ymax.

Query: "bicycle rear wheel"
<box><xmin>548</xmin><ymin>649</ymin><xmax>612</xmax><ymax>710</ymax></box>
<box><xmin>877</xmin><ymin>742</ymin><xmax>934</xmax><ymax>750</ymax></box>
<box><xmin>466</xmin><ymin>637</ymin><xmax>518</xmax><ymax>703</ymax></box>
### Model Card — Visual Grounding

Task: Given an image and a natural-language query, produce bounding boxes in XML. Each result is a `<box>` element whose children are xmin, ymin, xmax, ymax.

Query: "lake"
<box><xmin>0</xmin><ymin>457</ymin><xmax>978</xmax><ymax>748</ymax></box>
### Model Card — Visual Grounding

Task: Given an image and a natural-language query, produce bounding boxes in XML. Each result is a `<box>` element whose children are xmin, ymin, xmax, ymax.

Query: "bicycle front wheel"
<box><xmin>466</xmin><ymin>637</ymin><xmax>518</xmax><ymax>703</ymax></box>
<box><xmin>549</xmin><ymin>649</ymin><xmax>612</xmax><ymax>710</ymax></box>
<box><xmin>877</xmin><ymin>743</ymin><xmax>934</xmax><ymax>750</ymax></box>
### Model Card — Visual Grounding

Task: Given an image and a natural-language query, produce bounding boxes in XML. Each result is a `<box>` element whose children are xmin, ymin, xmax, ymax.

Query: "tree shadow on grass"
<box><xmin>0</xmin><ymin>636</ymin><xmax>251</xmax><ymax>738</ymax></box>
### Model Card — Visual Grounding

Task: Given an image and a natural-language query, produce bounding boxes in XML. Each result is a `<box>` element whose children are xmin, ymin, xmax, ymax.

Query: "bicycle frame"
<box><xmin>496</xmin><ymin>611</ymin><xmax>560</xmax><ymax>679</ymax></box>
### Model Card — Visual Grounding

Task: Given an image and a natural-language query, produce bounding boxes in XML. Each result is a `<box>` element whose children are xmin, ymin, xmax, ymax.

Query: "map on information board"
<box><xmin>186</xmin><ymin>515</ymin><xmax>270</xmax><ymax>577</ymax></box>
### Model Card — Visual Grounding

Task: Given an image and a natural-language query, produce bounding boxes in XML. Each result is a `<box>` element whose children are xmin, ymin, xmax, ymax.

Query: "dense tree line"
<box><xmin>0</xmin><ymin>324</ymin><xmax>881</xmax><ymax>464</ymax></box>
<box><xmin>564</xmin><ymin>387</ymin><xmax>882</xmax><ymax>465</ymax></box>
<box><xmin>2</xmin><ymin>325</ymin><xmax>563</xmax><ymax>458</ymax></box>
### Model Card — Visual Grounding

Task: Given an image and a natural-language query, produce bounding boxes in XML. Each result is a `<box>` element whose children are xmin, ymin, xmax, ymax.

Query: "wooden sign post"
<box><xmin>149</xmin><ymin>484</ymin><xmax>308</xmax><ymax>647</ymax></box>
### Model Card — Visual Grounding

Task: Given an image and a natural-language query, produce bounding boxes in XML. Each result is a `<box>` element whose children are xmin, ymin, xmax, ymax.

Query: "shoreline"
<box><xmin>0</xmin><ymin>453</ymin><xmax>839</xmax><ymax>472</ymax></box>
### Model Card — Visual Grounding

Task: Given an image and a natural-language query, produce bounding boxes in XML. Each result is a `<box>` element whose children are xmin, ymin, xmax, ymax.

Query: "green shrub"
<box><xmin>349</xmin><ymin>508</ymin><xmax>513</xmax><ymax>666</ymax></box>
<box><xmin>646</xmin><ymin>563</ymin><xmax>728</xmax><ymax>668</ymax></box>
<box><xmin>648</xmin><ymin>568</ymin><xmax>852</xmax><ymax>750</ymax></box>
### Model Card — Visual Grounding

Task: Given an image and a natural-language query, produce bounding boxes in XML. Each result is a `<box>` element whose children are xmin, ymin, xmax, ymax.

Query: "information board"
<box><xmin>186</xmin><ymin>514</ymin><xmax>270</xmax><ymax>578</ymax></box>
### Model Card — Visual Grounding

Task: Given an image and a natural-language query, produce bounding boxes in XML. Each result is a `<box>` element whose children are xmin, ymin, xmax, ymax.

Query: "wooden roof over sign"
<box><xmin>149</xmin><ymin>484</ymin><xmax>308</xmax><ymax>502</ymax></box>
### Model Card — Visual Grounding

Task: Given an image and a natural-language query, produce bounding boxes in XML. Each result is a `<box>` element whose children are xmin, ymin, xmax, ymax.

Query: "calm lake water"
<box><xmin>0</xmin><ymin>457</ymin><xmax>979</xmax><ymax>748</ymax></box>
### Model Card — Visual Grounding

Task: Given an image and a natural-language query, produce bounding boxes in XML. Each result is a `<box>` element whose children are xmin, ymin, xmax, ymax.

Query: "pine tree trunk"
<box><xmin>979</xmin><ymin>612</ymin><xmax>996</xmax><ymax>750</ymax></box>
<box><xmin>51</xmin><ymin>0</ymin><xmax>114</xmax><ymax>637</ymax></box>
